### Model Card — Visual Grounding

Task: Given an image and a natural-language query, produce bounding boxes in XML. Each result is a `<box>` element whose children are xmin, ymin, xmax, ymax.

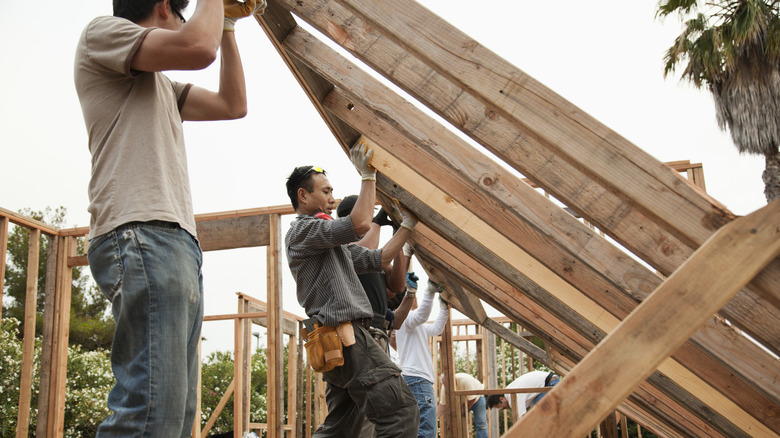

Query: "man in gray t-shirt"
<box><xmin>74</xmin><ymin>0</ymin><xmax>263</xmax><ymax>435</ymax></box>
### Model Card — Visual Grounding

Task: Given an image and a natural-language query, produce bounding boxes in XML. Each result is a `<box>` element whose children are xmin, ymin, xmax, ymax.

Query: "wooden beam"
<box><xmin>279</xmin><ymin>24</ymin><xmax>780</xmax><ymax>412</ymax></box>
<box><xmin>201</xmin><ymin>379</ymin><xmax>236</xmax><ymax>437</ymax></box>
<box><xmin>510</xmin><ymin>200</ymin><xmax>780</xmax><ymax>437</ymax></box>
<box><xmin>203</xmin><ymin>312</ymin><xmax>268</xmax><ymax>321</ymax></box>
<box><xmin>36</xmin><ymin>237</ymin><xmax>59</xmax><ymax>437</ymax></box>
<box><xmin>52</xmin><ymin>236</ymin><xmax>75</xmax><ymax>438</ymax></box>
<box><xmin>0</xmin><ymin>216</ymin><xmax>7</xmax><ymax>323</ymax></box>
<box><xmin>411</xmin><ymin>223</ymin><xmax>746</xmax><ymax>437</ymax></box>
<box><xmin>441</xmin><ymin>277</ymin><xmax>548</xmax><ymax>364</ymax></box>
<box><xmin>267</xmin><ymin>214</ymin><xmax>284</xmax><ymax>438</ymax></box>
<box><xmin>255</xmin><ymin>0</ymin><xmax>359</xmax><ymax>154</ymax></box>
<box><xmin>196</xmin><ymin>214</ymin><xmax>270</xmax><ymax>251</ymax></box>
<box><xmin>440</xmin><ymin>309</ymin><xmax>459</xmax><ymax>437</ymax></box>
<box><xmin>287</xmin><ymin>334</ymin><xmax>298</xmax><ymax>438</ymax></box>
<box><xmin>284</xmin><ymin>27</ymin><xmax>780</xmax><ymax>431</ymax></box>
<box><xmin>233</xmin><ymin>306</ymin><xmax>244</xmax><ymax>437</ymax></box>
<box><xmin>0</xmin><ymin>206</ymin><xmax>59</xmax><ymax>236</ymax></box>
<box><xmin>277</xmin><ymin>0</ymin><xmax>780</xmax><ymax>355</ymax></box>
<box><xmin>16</xmin><ymin>228</ymin><xmax>40</xmax><ymax>438</ymax></box>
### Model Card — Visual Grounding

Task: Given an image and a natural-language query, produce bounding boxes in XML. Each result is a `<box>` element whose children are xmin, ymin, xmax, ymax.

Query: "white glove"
<box><xmin>403</xmin><ymin>242</ymin><xmax>414</xmax><ymax>258</ymax></box>
<box><xmin>350</xmin><ymin>142</ymin><xmax>376</xmax><ymax>181</ymax></box>
<box><xmin>392</xmin><ymin>199</ymin><xmax>418</xmax><ymax>231</ymax></box>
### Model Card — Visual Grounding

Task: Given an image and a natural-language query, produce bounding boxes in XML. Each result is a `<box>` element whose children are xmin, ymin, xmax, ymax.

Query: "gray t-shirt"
<box><xmin>74</xmin><ymin>16</ymin><xmax>196</xmax><ymax>240</ymax></box>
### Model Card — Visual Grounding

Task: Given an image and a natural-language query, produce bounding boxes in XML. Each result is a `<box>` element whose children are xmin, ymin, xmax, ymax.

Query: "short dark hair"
<box><xmin>286</xmin><ymin>166</ymin><xmax>326</xmax><ymax>210</ymax></box>
<box><xmin>486</xmin><ymin>394</ymin><xmax>503</xmax><ymax>408</ymax></box>
<box><xmin>114</xmin><ymin>0</ymin><xmax>190</xmax><ymax>23</ymax></box>
<box><xmin>336</xmin><ymin>195</ymin><xmax>358</xmax><ymax>218</ymax></box>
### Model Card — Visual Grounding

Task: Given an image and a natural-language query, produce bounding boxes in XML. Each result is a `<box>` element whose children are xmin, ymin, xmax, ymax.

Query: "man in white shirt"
<box><xmin>396</xmin><ymin>277</ymin><xmax>449</xmax><ymax>438</ymax></box>
<box><xmin>437</xmin><ymin>373</ymin><xmax>488</xmax><ymax>438</ymax></box>
<box><xmin>486</xmin><ymin>370</ymin><xmax>561</xmax><ymax>418</ymax></box>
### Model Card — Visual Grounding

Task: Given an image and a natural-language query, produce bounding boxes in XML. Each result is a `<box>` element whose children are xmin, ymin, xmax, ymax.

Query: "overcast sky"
<box><xmin>0</xmin><ymin>1</ymin><xmax>767</xmax><ymax>355</ymax></box>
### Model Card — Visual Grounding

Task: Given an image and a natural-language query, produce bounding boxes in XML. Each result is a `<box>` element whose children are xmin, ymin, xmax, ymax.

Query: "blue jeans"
<box><xmin>89</xmin><ymin>221</ymin><xmax>204</xmax><ymax>437</ymax></box>
<box><xmin>469</xmin><ymin>396</ymin><xmax>488</xmax><ymax>438</ymax></box>
<box><xmin>404</xmin><ymin>375</ymin><xmax>436</xmax><ymax>438</ymax></box>
<box><xmin>531</xmin><ymin>377</ymin><xmax>560</xmax><ymax>407</ymax></box>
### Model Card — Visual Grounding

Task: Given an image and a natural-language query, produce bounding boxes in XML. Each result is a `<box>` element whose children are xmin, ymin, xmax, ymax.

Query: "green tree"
<box><xmin>0</xmin><ymin>316</ymin><xmax>114</xmax><ymax>438</ymax></box>
<box><xmin>3</xmin><ymin>207</ymin><xmax>114</xmax><ymax>350</ymax></box>
<box><xmin>658</xmin><ymin>0</ymin><xmax>780</xmax><ymax>202</ymax></box>
<box><xmin>199</xmin><ymin>345</ymin><xmax>290</xmax><ymax>435</ymax></box>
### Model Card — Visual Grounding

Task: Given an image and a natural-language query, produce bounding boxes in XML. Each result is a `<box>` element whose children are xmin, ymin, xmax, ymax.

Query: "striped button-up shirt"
<box><xmin>286</xmin><ymin>214</ymin><xmax>381</xmax><ymax>326</ymax></box>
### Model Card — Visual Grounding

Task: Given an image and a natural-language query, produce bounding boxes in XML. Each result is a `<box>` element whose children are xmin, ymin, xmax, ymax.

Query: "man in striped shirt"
<box><xmin>284</xmin><ymin>142</ymin><xmax>420</xmax><ymax>437</ymax></box>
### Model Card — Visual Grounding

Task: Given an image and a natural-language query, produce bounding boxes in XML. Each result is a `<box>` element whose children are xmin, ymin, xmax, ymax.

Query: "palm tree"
<box><xmin>658</xmin><ymin>0</ymin><xmax>780</xmax><ymax>202</ymax></box>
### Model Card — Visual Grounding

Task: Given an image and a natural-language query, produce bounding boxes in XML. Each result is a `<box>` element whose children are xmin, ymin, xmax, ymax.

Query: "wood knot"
<box><xmin>482</xmin><ymin>176</ymin><xmax>494</xmax><ymax>186</ymax></box>
<box><xmin>485</xmin><ymin>108</ymin><xmax>498</xmax><ymax>121</ymax></box>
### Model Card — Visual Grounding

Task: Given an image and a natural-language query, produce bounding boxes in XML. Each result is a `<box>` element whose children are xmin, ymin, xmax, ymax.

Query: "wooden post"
<box><xmin>296</xmin><ymin>322</ymin><xmax>305</xmax><ymax>438</ymax></box>
<box><xmin>16</xmin><ymin>228</ymin><xmax>40</xmax><ymax>438</ymax></box>
<box><xmin>506</xmin><ymin>200</ymin><xmax>780</xmax><ymax>437</ymax></box>
<box><xmin>619</xmin><ymin>412</ymin><xmax>629</xmax><ymax>438</ymax></box>
<box><xmin>315</xmin><ymin>375</ymin><xmax>327</xmax><ymax>428</ymax></box>
<box><xmin>234</xmin><ymin>308</ymin><xmax>244</xmax><ymax>437</ymax></box>
<box><xmin>440</xmin><ymin>308</ymin><xmax>458</xmax><ymax>437</ymax></box>
<box><xmin>599</xmin><ymin>411</ymin><xmax>618</xmax><ymax>438</ymax></box>
<box><xmin>50</xmin><ymin>236</ymin><xmax>75</xmax><ymax>436</ymax></box>
<box><xmin>0</xmin><ymin>216</ymin><xmax>8</xmax><ymax>323</ymax></box>
<box><xmin>287</xmin><ymin>333</ymin><xmax>298</xmax><ymax>438</ymax></box>
<box><xmin>486</xmin><ymin>330</ymin><xmax>499</xmax><ymax>438</ymax></box>
<box><xmin>193</xmin><ymin>340</ymin><xmax>202</xmax><ymax>438</ymax></box>
<box><xmin>305</xmin><ymin>360</ymin><xmax>313</xmax><ymax>438</ymax></box>
<box><xmin>36</xmin><ymin>236</ymin><xmax>59</xmax><ymax>437</ymax></box>
<box><xmin>268</xmin><ymin>213</ymin><xmax>284</xmax><ymax>438</ymax></box>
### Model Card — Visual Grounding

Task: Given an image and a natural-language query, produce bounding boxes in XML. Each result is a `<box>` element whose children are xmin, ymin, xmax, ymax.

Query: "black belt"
<box><xmin>351</xmin><ymin>318</ymin><xmax>372</xmax><ymax>329</ymax></box>
<box><xmin>370</xmin><ymin>314</ymin><xmax>388</xmax><ymax>330</ymax></box>
<box><xmin>118</xmin><ymin>220</ymin><xmax>180</xmax><ymax>230</ymax></box>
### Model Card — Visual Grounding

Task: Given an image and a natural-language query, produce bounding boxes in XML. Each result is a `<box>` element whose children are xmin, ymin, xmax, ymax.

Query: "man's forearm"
<box><xmin>392</xmin><ymin>293</ymin><xmax>415</xmax><ymax>330</ymax></box>
<box><xmin>380</xmin><ymin>227</ymin><xmax>411</xmax><ymax>265</ymax></box>
<box><xmin>182</xmin><ymin>0</ymin><xmax>223</xmax><ymax>52</ymax></box>
<box><xmin>350</xmin><ymin>179</ymin><xmax>376</xmax><ymax>237</ymax></box>
<box><xmin>385</xmin><ymin>251</ymin><xmax>408</xmax><ymax>296</ymax></box>
<box><xmin>217</xmin><ymin>31</ymin><xmax>247</xmax><ymax>118</ymax></box>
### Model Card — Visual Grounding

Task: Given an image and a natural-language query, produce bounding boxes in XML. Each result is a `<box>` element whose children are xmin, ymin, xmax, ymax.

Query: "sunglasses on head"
<box><xmin>303</xmin><ymin>166</ymin><xmax>325</xmax><ymax>178</ymax></box>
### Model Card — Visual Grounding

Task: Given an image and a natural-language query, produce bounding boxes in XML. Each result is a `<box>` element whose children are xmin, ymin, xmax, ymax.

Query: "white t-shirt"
<box><xmin>440</xmin><ymin>373</ymin><xmax>484</xmax><ymax>405</ymax></box>
<box><xmin>75</xmin><ymin>16</ymin><xmax>196</xmax><ymax>239</ymax></box>
<box><xmin>504</xmin><ymin>370</ymin><xmax>550</xmax><ymax>417</ymax></box>
<box><xmin>396</xmin><ymin>289</ymin><xmax>448</xmax><ymax>383</ymax></box>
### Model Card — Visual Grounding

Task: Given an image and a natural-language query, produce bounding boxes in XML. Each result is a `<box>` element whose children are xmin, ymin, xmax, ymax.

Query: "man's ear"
<box><xmin>297</xmin><ymin>187</ymin><xmax>308</xmax><ymax>206</ymax></box>
<box><xmin>156</xmin><ymin>0</ymin><xmax>171</xmax><ymax>20</ymax></box>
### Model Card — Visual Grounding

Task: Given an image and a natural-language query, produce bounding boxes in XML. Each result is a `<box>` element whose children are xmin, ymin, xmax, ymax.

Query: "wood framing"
<box><xmin>510</xmin><ymin>200</ymin><xmax>780</xmax><ymax>437</ymax></box>
<box><xmin>3</xmin><ymin>0</ymin><xmax>780</xmax><ymax>436</ymax></box>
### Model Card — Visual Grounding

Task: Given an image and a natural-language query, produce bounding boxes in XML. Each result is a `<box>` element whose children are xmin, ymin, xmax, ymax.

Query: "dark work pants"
<box><xmin>314</xmin><ymin>324</ymin><xmax>419</xmax><ymax>437</ymax></box>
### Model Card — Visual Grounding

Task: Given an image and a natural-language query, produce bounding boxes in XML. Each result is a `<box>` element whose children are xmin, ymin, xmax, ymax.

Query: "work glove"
<box><xmin>349</xmin><ymin>141</ymin><xmax>376</xmax><ymax>181</ymax></box>
<box><xmin>406</xmin><ymin>272</ymin><xmax>419</xmax><ymax>292</ymax></box>
<box><xmin>428</xmin><ymin>280</ymin><xmax>445</xmax><ymax>294</ymax></box>
<box><xmin>402</xmin><ymin>242</ymin><xmax>414</xmax><ymax>258</ymax></box>
<box><xmin>372</xmin><ymin>208</ymin><xmax>394</xmax><ymax>227</ymax></box>
<box><xmin>391</xmin><ymin>199</ymin><xmax>418</xmax><ymax>231</ymax></box>
<box><xmin>439</xmin><ymin>297</ymin><xmax>449</xmax><ymax>310</ymax></box>
<box><xmin>224</xmin><ymin>0</ymin><xmax>267</xmax><ymax>31</ymax></box>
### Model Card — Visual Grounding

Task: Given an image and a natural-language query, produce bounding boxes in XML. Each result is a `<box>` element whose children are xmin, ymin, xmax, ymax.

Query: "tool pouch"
<box><xmin>304</xmin><ymin>324</ymin><xmax>344</xmax><ymax>373</ymax></box>
<box><xmin>337</xmin><ymin>321</ymin><xmax>356</xmax><ymax>347</ymax></box>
